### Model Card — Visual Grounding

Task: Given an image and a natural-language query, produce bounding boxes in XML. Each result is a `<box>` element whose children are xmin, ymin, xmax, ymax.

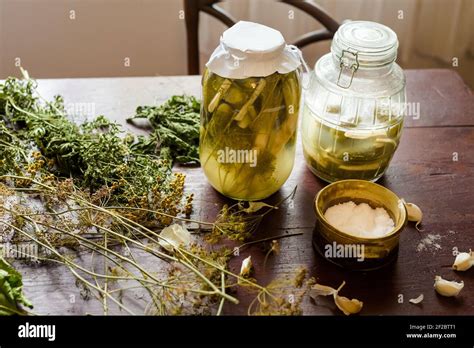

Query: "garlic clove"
<box><xmin>434</xmin><ymin>276</ymin><xmax>464</xmax><ymax>297</ymax></box>
<box><xmin>334</xmin><ymin>294</ymin><xmax>363</xmax><ymax>316</ymax></box>
<box><xmin>310</xmin><ymin>281</ymin><xmax>363</xmax><ymax>315</ymax></box>
<box><xmin>452</xmin><ymin>250</ymin><xmax>474</xmax><ymax>271</ymax></box>
<box><xmin>405</xmin><ymin>202</ymin><xmax>423</xmax><ymax>229</ymax></box>
<box><xmin>409</xmin><ymin>294</ymin><xmax>424</xmax><ymax>304</ymax></box>
<box><xmin>240</xmin><ymin>255</ymin><xmax>252</xmax><ymax>277</ymax></box>
<box><xmin>310</xmin><ymin>283</ymin><xmax>337</xmax><ymax>297</ymax></box>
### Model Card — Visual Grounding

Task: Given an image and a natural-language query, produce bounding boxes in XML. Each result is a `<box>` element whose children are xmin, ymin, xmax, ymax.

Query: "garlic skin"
<box><xmin>409</xmin><ymin>294</ymin><xmax>424</xmax><ymax>304</ymax></box>
<box><xmin>241</xmin><ymin>202</ymin><xmax>277</xmax><ymax>213</ymax></box>
<box><xmin>311</xmin><ymin>283</ymin><xmax>337</xmax><ymax>297</ymax></box>
<box><xmin>434</xmin><ymin>276</ymin><xmax>464</xmax><ymax>297</ymax></box>
<box><xmin>452</xmin><ymin>251</ymin><xmax>474</xmax><ymax>271</ymax></box>
<box><xmin>158</xmin><ymin>224</ymin><xmax>192</xmax><ymax>251</ymax></box>
<box><xmin>240</xmin><ymin>256</ymin><xmax>252</xmax><ymax>277</ymax></box>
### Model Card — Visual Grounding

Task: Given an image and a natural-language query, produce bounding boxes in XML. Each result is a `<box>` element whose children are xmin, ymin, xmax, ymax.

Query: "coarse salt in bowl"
<box><xmin>313</xmin><ymin>179</ymin><xmax>407</xmax><ymax>271</ymax></box>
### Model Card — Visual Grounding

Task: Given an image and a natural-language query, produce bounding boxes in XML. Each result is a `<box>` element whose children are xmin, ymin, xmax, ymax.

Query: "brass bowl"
<box><xmin>313</xmin><ymin>179</ymin><xmax>407</xmax><ymax>270</ymax></box>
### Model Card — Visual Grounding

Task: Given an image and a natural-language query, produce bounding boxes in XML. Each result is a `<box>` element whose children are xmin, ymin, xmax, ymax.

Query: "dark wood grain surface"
<box><xmin>14</xmin><ymin>69</ymin><xmax>474</xmax><ymax>315</ymax></box>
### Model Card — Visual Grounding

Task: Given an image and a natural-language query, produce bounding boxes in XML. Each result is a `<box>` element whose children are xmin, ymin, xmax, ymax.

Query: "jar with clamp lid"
<box><xmin>302</xmin><ymin>21</ymin><xmax>406</xmax><ymax>183</ymax></box>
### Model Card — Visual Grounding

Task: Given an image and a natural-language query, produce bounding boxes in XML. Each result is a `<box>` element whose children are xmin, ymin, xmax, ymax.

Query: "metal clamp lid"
<box><xmin>336</xmin><ymin>49</ymin><xmax>359</xmax><ymax>89</ymax></box>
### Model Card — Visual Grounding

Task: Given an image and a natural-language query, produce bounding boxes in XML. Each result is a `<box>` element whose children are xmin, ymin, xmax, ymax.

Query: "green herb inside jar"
<box><xmin>200</xmin><ymin>69</ymin><xmax>300</xmax><ymax>200</ymax></box>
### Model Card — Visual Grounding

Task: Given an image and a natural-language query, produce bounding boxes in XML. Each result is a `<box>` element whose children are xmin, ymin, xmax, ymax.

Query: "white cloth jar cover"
<box><xmin>206</xmin><ymin>21</ymin><xmax>302</xmax><ymax>79</ymax></box>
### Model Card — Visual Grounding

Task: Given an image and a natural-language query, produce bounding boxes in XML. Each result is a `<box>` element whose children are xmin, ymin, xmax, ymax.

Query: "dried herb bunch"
<box><xmin>1</xmin><ymin>74</ymin><xmax>192</xmax><ymax>214</ymax></box>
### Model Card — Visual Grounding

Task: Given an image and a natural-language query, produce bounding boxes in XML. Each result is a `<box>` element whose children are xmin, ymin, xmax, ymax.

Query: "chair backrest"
<box><xmin>184</xmin><ymin>0</ymin><xmax>340</xmax><ymax>75</ymax></box>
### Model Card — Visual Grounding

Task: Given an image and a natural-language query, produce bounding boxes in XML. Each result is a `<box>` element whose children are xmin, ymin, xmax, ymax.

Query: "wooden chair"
<box><xmin>184</xmin><ymin>0</ymin><xmax>340</xmax><ymax>75</ymax></box>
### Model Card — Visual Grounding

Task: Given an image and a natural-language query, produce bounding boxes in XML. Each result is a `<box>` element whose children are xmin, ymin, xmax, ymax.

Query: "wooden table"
<box><xmin>16</xmin><ymin>69</ymin><xmax>474</xmax><ymax>315</ymax></box>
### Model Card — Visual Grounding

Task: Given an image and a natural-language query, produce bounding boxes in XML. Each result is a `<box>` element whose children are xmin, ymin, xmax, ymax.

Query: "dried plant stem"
<box><xmin>216</xmin><ymin>271</ymin><xmax>226</xmax><ymax>316</ymax></box>
<box><xmin>226</xmin><ymin>232</ymin><xmax>303</xmax><ymax>257</ymax></box>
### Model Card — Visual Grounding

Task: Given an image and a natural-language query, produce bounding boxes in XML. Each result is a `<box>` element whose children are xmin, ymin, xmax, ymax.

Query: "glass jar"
<box><xmin>302</xmin><ymin>21</ymin><xmax>406</xmax><ymax>183</ymax></box>
<box><xmin>200</xmin><ymin>21</ymin><xmax>302</xmax><ymax>200</ymax></box>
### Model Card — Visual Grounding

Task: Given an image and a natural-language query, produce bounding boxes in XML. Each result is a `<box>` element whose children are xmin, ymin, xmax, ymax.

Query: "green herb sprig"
<box><xmin>128</xmin><ymin>95</ymin><xmax>200</xmax><ymax>164</ymax></box>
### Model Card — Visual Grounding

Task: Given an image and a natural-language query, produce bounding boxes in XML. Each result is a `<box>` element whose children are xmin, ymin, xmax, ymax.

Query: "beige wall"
<box><xmin>0</xmin><ymin>0</ymin><xmax>187</xmax><ymax>77</ymax></box>
<box><xmin>1</xmin><ymin>0</ymin><xmax>473</xmax><ymax>87</ymax></box>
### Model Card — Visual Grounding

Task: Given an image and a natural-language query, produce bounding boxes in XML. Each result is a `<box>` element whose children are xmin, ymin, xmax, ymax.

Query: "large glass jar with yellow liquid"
<box><xmin>200</xmin><ymin>21</ymin><xmax>302</xmax><ymax>200</ymax></box>
<box><xmin>302</xmin><ymin>21</ymin><xmax>406</xmax><ymax>183</ymax></box>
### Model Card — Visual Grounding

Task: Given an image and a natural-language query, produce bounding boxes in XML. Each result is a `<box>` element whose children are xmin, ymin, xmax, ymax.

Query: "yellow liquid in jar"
<box><xmin>301</xmin><ymin>105</ymin><xmax>403</xmax><ymax>182</ymax></box>
<box><xmin>200</xmin><ymin>141</ymin><xmax>295</xmax><ymax>200</ymax></box>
